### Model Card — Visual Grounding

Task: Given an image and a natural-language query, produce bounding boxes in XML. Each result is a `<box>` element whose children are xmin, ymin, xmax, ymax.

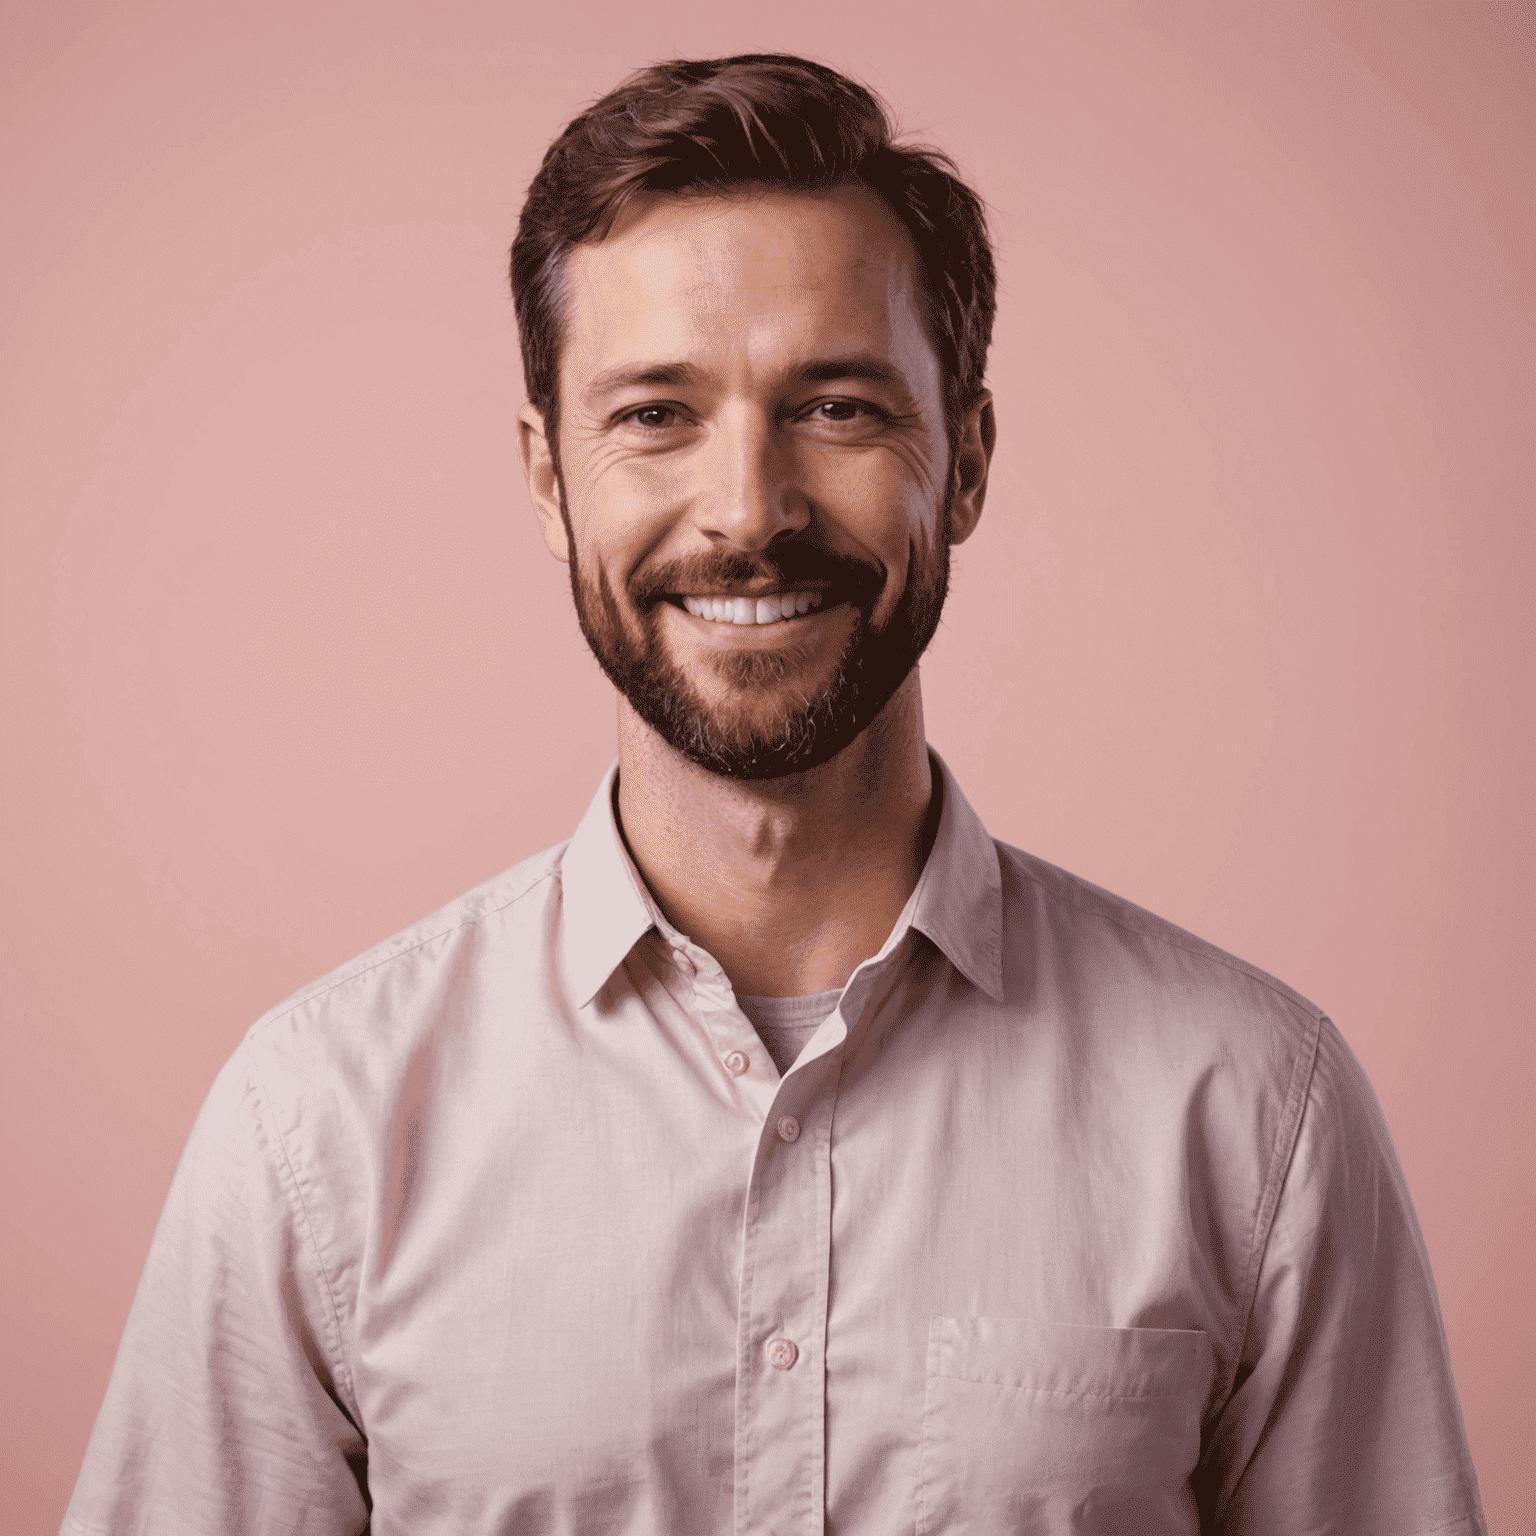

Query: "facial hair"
<box><xmin>564</xmin><ymin>510</ymin><xmax>952</xmax><ymax>781</ymax></box>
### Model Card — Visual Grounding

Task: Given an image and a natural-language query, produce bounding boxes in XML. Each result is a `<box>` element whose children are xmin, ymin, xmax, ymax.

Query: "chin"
<box><xmin>571</xmin><ymin>537</ymin><xmax>948</xmax><ymax>781</ymax></box>
<box><xmin>633</xmin><ymin>654</ymin><xmax>903</xmax><ymax>782</ymax></box>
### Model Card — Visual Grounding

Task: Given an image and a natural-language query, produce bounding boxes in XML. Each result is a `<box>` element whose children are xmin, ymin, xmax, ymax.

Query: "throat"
<box><xmin>613</xmin><ymin>682</ymin><xmax>940</xmax><ymax>998</ymax></box>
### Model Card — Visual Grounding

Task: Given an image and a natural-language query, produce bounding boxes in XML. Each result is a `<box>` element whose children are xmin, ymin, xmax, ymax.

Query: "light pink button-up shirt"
<box><xmin>65</xmin><ymin>756</ymin><xmax>1485</xmax><ymax>1535</ymax></box>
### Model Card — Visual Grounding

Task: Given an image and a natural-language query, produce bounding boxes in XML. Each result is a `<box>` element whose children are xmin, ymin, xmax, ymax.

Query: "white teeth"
<box><xmin>680</xmin><ymin>591</ymin><xmax>824</xmax><ymax>626</ymax></box>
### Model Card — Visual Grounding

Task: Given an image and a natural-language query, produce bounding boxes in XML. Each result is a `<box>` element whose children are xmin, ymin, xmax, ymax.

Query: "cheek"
<box><xmin>568</xmin><ymin>465</ymin><xmax>681</xmax><ymax>581</ymax></box>
<box><xmin>808</xmin><ymin>444</ymin><xmax>937</xmax><ymax>532</ymax></box>
<box><xmin>813</xmin><ymin>458</ymin><xmax>930</xmax><ymax>576</ymax></box>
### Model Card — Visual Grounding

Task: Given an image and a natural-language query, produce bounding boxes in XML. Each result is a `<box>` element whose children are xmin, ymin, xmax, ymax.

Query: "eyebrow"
<box><xmin>792</xmin><ymin>354</ymin><xmax>905</xmax><ymax>388</ymax></box>
<box><xmin>583</xmin><ymin>361</ymin><xmax>705</xmax><ymax>402</ymax></box>
<box><xmin>582</xmin><ymin>353</ymin><xmax>907</xmax><ymax>404</ymax></box>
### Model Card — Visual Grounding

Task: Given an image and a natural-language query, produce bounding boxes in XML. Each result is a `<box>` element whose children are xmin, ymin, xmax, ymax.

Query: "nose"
<box><xmin>693</xmin><ymin>404</ymin><xmax>810</xmax><ymax>551</ymax></box>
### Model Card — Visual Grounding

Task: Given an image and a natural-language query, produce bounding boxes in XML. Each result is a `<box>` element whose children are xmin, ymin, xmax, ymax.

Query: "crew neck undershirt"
<box><xmin>734</xmin><ymin>989</ymin><xmax>843</xmax><ymax>1074</ymax></box>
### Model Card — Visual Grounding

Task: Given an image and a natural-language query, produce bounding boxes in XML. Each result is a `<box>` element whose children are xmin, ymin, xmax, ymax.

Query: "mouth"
<box><xmin>669</xmin><ymin>590</ymin><xmax>827</xmax><ymax>628</ymax></box>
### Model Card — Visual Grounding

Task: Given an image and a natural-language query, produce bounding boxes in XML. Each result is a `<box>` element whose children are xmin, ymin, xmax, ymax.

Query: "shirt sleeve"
<box><xmin>1195</xmin><ymin>1016</ymin><xmax>1486</xmax><ymax>1535</ymax></box>
<box><xmin>61</xmin><ymin>1043</ymin><xmax>370</xmax><ymax>1536</ymax></box>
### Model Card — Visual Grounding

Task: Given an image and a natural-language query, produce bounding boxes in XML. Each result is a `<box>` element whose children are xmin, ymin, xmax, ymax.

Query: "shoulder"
<box><xmin>184</xmin><ymin>840</ymin><xmax>578</xmax><ymax>1282</ymax></box>
<box><xmin>997</xmin><ymin>840</ymin><xmax>1322</xmax><ymax>1041</ymax></box>
<box><xmin>991</xmin><ymin>843</ymin><xmax>1325</xmax><ymax>1164</ymax></box>
<box><xmin>230</xmin><ymin>839</ymin><xmax>571</xmax><ymax>1104</ymax></box>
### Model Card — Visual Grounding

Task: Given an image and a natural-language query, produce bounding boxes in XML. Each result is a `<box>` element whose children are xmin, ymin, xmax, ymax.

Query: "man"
<box><xmin>66</xmin><ymin>54</ymin><xmax>1485</xmax><ymax>1535</ymax></box>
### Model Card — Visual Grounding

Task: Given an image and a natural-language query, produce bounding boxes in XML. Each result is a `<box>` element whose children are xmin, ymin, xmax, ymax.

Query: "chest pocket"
<box><xmin>917</xmin><ymin>1316</ymin><xmax>1213</xmax><ymax>1535</ymax></box>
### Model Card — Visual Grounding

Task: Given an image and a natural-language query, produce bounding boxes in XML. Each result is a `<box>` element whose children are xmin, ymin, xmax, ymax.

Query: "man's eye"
<box><xmin>808</xmin><ymin>399</ymin><xmax>881</xmax><ymax>424</ymax></box>
<box><xmin>623</xmin><ymin>406</ymin><xmax>678</xmax><ymax>430</ymax></box>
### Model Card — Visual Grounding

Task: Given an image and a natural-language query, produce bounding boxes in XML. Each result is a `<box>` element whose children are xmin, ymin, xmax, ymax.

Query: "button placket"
<box><xmin>676</xmin><ymin>946</ymin><xmax>775</xmax><ymax>1111</ymax></box>
<box><xmin>732</xmin><ymin>963</ymin><xmax>910</xmax><ymax>1527</ymax></box>
<box><xmin>733</xmin><ymin>1058</ymin><xmax>838</xmax><ymax>1533</ymax></box>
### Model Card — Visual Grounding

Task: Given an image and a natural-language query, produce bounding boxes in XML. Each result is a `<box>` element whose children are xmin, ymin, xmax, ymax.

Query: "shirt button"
<box><xmin>776</xmin><ymin>1115</ymin><xmax>800</xmax><ymax>1143</ymax></box>
<box><xmin>722</xmin><ymin>1049</ymin><xmax>750</xmax><ymax>1076</ymax></box>
<box><xmin>767</xmin><ymin>1337</ymin><xmax>799</xmax><ymax>1370</ymax></box>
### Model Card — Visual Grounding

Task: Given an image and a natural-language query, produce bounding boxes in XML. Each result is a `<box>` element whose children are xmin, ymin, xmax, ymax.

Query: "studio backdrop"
<box><xmin>2</xmin><ymin>2</ymin><xmax>1531</xmax><ymax>1531</ymax></box>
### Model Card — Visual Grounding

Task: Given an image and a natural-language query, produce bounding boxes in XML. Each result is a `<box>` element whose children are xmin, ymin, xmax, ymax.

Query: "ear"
<box><xmin>517</xmin><ymin>402</ymin><xmax>570</xmax><ymax>563</ymax></box>
<box><xmin>947</xmin><ymin>390</ymin><xmax>995</xmax><ymax>547</ymax></box>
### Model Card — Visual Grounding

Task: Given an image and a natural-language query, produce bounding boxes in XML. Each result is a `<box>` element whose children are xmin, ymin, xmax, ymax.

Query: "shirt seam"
<box><xmin>1011</xmin><ymin>850</ymin><xmax>1326</xmax><ymax>1419</ymax></box>
<box><xmin>734</xmin><ymin>1182</ymin><xmax>760</xmax><ymax>1535</ymax></box>
<box><xmin>247</xmin><ymin>865</ymin><xmax>560</xmax><ymax>1041</ymax></box>
<box><xmin>1408</xmin><ymin>1515</ymin><xmax>1487</xmax><ymax>1536</ymax></box>
<box><xmin>239</xmin><ymin>1040</ymin><xmax>363</xmax><ymax>1428</ymax></box>
<box><xmin>931</xmin><ymin>1371</ymin><xmax>1203</xmax><ymax>1403</ymax></box>
<box><xmin>1234</xmin><ymin>1008</ymin><xmax>1321</xmax><ymax>1350</ymax></box>
<box><xmin>1010</xmin><ymin>853</ymin><xmax>1322</xmax><ymax>1023</ymax></box>
<box><xmin>1211</xmin><ymin>1007</ymin><xmax>1323</xmax><ymax>1435</ymax></box>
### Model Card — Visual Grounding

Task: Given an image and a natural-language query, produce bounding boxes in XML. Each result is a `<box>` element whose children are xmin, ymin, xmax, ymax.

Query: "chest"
<box><xmin>340</xmin><ymin>1006</ymin><xmax>1227</xmax><ymax>1535</ymax></box>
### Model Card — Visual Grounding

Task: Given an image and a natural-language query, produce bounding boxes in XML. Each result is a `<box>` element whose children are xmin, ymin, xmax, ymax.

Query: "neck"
<box><xmin>615</xmin><ymin>671</ymin><xmax>939</xmax><ymax>997</ymax></box>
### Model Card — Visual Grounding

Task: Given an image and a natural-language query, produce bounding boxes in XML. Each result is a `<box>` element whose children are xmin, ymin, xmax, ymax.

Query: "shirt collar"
<box><xmin>906</xmin><ymin>749</ymin><xmax>1006</xmax><ymax>1002</ymax></box>
<box><xmin>557</xmin><ymin>762</ymin><xmax>657</xmax><ymax>1009</ymax></box>
<box><xmin>557</xmin><ymin>748</ymin><xmax>1005</xmax><ymax>1009</ymax></box>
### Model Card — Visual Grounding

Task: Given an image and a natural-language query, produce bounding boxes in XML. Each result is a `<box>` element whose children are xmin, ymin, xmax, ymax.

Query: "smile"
<box><xmin>676</xmin><ymin>592</ymin><xmax>825</xmax><ymax>627</ymax></box>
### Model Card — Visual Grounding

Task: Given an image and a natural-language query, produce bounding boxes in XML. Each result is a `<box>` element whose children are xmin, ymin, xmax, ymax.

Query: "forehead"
<box><xmin>558</xmin><ymin>185</ymin><xmax>939</xmax><ymax>395</ymax></box>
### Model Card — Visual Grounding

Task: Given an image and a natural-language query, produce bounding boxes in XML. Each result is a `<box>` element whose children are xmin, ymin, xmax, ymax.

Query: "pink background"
<box><xmin>2</xmin><ymin>2</ymin><xmax>1530</xmax><ymax>1529</ymax></box>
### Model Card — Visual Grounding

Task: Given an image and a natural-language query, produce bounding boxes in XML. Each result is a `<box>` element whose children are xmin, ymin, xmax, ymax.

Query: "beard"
<box><xmin>565</xmin><ymin>512</ymin><xmax>952</xmax><ymax>781</ymax></box>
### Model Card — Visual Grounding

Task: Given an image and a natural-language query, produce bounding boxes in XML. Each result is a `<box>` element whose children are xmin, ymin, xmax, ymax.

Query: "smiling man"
<box><xmin>518</xmin><ymin>172</ymin><xmax>985</xmax><ymax>1001</ymax></box>
<box><xmin>66</xmin><ymin>55</ymin><xmax>1485</xmax><ymax>1536</ymax></box>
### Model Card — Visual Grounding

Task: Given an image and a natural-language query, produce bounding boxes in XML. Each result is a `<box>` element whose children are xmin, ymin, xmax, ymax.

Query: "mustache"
<box><xmin>630</xmin><ymin>544</ymin><xmax>884</xmax><ymax>608</ymax></box>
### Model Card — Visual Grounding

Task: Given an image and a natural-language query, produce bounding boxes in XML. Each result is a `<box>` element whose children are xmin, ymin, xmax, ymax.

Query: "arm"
<box><xmin>62</xmin><ymin>1045</ymin><xmax>369</xmax><ymax>1535</ymax></box>
<box><xmin>1196</xmin><ymin>1018</ymin><xmax>1485</xmax><ymax>1534</ymax></box>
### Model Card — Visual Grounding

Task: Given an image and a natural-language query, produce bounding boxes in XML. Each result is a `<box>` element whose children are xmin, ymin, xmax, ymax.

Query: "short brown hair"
<box><xmin>510</xmin><ymin>54</ymin><xmax>996</xmax><ymax>478</ymax></box>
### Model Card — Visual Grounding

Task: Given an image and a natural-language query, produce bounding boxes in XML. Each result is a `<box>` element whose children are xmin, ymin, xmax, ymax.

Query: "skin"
<box><xmin>518</xmin><ymin>185</ymin><xmax>994</xmax><ymax>997</ymax></box>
